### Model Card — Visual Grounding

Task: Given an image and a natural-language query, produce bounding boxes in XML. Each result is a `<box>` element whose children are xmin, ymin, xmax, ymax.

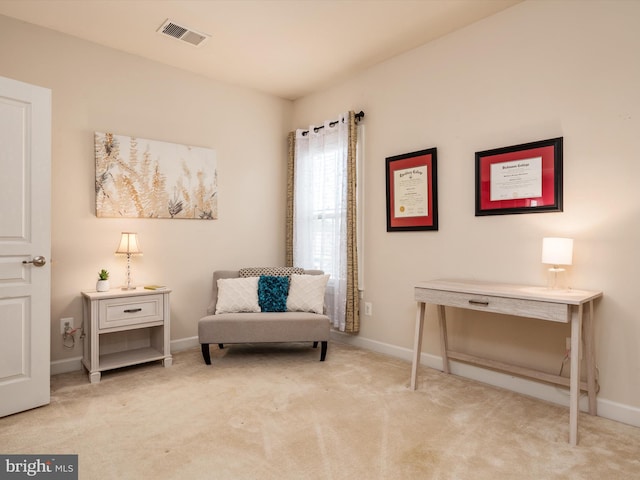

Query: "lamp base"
<box><xmin>121</xmin><ymin>253</ymin><xmax>136</xmax><ymax>291</ymax></box>
<box><xmin>547</xmin><ymin>267</ymin><xmax>569</xmax><ymax>291</ymax></box>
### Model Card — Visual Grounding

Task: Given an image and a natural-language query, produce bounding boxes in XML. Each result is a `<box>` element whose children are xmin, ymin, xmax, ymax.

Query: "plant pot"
<box><xmin>96</xmin><ymin>279</ymin><xmax>110</xmax><ymax>292</ymax></box>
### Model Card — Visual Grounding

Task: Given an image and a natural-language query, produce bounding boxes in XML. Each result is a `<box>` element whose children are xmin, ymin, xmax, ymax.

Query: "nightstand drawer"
<box><xmin>99</xmin><ymin>294</ymin><xmax>164</xmax><ymax>329</ymax></box>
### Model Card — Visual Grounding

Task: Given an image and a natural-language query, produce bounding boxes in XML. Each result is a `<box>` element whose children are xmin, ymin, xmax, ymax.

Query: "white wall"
<box><xmin>0</xmin><ymin>15</ymin><xmax>292</xmax><ymax>363</ymax></box>
<box><xmin>293</xmin><ymin>0</ymin><xmax>640</xmax><ymax>418</ymax></box>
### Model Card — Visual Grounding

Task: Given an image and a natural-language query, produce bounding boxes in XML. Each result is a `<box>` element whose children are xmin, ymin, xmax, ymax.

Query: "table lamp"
<box><xmin>115</xmin><ymin>232</ymin><xmax>142</xmax><ymax>290</ymax></box>
<box><xmin>541</xmin><ymin>237</ymin><xmax>573</xmax><ymax>290</ymax></box>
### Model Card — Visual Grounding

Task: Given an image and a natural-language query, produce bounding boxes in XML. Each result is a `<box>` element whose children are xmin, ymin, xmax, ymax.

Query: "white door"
<box><xmin>0</xmin><ymin>76</ymin><xmax>51</xmax><ymax>417</ymax></box>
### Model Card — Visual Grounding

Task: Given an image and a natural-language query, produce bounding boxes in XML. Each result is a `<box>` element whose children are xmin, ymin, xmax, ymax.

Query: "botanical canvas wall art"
<box><xmin>95</xmin><ymin>132</ymin><xmax>217</xmax><ymax>219</ymax></box>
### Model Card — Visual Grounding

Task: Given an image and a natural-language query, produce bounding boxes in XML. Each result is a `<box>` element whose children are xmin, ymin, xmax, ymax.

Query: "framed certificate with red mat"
<box><xmin>475</xmin><ymin>137</ymin><xmax>563</xmax><ymax>216</ymax></box>
<box><xmin>386</xmin><ymin>148</ymin><xmax>438</xmax><ymax>231</ymax></box>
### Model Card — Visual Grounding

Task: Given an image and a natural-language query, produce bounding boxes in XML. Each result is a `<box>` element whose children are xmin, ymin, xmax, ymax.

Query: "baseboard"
<box><xmin>170</xmin><ymin>335</ymin><xmax>200</xmax><ymax>352</ymax></box>
<box><xmin>330</xmin><ymin>331</ymin><xmax>640</xmax><ymax>429</ymax></box>
<box><xmin>50</xmin><ymin>356</ymin><xmax>83</xmax><ymax>376</ymax></box>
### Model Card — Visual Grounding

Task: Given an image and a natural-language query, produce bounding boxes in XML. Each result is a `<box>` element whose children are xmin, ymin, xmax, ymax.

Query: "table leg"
<box><xmin>584</xmin><ymin>301</ymin><xmax>597</xmax><ymax>415</ymax></box>
<box><xmin>569</xmin><ymin>304</ymin><xmax>583</xmax><ymax>446</ymax></box>
<box><xmin>438</xmin><ymin>305</ymin><xmax>450</xmax><ymax>374</ymax></box>
<box><xmin>410</xmin><ymin>302</ymin><xmax>426</xmax><ymax>390</ymax></box>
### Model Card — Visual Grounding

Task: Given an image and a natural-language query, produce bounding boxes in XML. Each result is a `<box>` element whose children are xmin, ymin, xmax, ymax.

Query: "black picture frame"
<box><xmin>386</xmin><ymin>148</ymin><xmax>438</xmax><ymax>231</ymax></box>
<box><xmin>475</xmin><ymin>137</ymin><xmax>563</xmax><ymax>216</ymax></box>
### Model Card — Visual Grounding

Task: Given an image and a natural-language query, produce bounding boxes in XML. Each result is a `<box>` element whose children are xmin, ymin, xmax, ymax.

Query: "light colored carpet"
<box><xmin>1</xmin><ymin>342</ymin><xmax>639</xmax><ymax>479</ymax></box>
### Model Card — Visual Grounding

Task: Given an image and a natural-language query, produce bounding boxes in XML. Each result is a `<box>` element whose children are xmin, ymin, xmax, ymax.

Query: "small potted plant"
<box><xmin>96</xmin><ymin>269</ymin><xmax>110</xmax><ymax>292</ymax></box>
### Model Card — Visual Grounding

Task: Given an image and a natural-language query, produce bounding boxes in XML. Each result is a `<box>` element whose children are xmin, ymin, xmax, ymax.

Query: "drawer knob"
<box><xmin>124</xmin><ymin>308</ymin><xmax>143</xmax><ymax>313</ymax></box>
<box><xmin>468</xmin><ymin>299</ymin><xmax>489</xmax><ymax>307</ymax></box>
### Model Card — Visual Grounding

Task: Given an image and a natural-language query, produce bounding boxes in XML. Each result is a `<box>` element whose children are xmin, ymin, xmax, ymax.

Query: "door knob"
<box><xmin>22</xmin><ymin>256</ymin><xmax>47</xmax><ymax>267</ymax></box>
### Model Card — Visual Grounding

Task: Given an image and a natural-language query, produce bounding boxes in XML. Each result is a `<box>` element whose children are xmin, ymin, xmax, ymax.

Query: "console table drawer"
<box><xmin>99</xmin><ymin>294</ymin><xmax>164</xmax><ymax>329</ymax></box>
<box><xmin>415</xmin><ymin>288</ymin><xmax>570</xmax><ymax>323</ymax></box>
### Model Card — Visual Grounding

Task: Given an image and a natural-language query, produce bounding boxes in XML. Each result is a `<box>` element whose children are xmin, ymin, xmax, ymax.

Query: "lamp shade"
<box><xmin>541</xmin><ymin>237</ymin><xmax>573</xmax><ymax>266</ymax></box>
<box><xmin>115</xmin><ymin>232</ymin><xmax>142</xmax><ymax>255</ymax></box>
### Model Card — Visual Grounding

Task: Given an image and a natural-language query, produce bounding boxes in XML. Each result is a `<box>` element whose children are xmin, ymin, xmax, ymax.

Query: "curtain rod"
<box><xmin>301</xmin><ymin>110</ymin><xmax>364</xmax><ymax>136</ymax></box>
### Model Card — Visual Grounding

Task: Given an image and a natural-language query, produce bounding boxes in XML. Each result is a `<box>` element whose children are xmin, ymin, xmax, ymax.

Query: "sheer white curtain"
<box><xmin>294</xmin><ymin>113</ymin><xmax>349</xmax><ymax>331</ymax></box>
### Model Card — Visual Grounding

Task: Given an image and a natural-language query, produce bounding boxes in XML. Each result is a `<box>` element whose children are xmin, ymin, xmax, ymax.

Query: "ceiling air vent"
<box><xmin>157</xmin><ymin>19</ymin><xmax>210</xmax><ymax>47</ymax></box>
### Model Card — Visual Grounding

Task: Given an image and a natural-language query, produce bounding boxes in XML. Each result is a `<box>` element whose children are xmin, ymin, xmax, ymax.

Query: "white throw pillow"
<box><xmin>286</xmin><ymin>274</ymin><xmax>329</xmax><ymax>314</ymax></box>
<box><xmin>215</xmin><ymin>277</ymin><xmax>261</xmax><ymax>314</ymax></box>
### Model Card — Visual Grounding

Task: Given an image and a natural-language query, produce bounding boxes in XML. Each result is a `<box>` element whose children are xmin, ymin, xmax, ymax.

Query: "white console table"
<box><xmin>411</xmin><ymin>279</ymin><xmax>602</xmax><ymax>446</ymax></box>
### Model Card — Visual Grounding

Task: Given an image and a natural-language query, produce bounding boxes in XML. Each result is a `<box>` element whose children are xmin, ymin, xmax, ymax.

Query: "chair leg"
<box><xmin>320</xmin><ymin>341</ymin><xmax>327</xmax><ymax>361</ymax></box>
<box><xmin>201</xmin><ymin>343</ymin><xmax>211</xmax><ymax>365</ymax></box>
<box><xmin>313</xmin><ymin>341</ymin><xmax>318</xmax><ymax>348</ymax></box>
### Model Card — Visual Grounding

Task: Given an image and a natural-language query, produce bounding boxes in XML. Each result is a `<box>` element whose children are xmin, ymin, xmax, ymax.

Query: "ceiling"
<box><xmin>0</xmin><ymin>0</ymin><xmax>521</xmax><ymax>100</ymax></box>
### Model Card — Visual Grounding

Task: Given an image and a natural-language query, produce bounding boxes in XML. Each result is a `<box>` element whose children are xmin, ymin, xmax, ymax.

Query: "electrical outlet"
<box><xmin>364</xmin><ymin>302</ymin><xmax>373</xmax><ymax>316</ymax></box>
<box><xmin>60</xmin><ymin>317</ymin><xmax>73</xmax><ymax>335</ymax></box>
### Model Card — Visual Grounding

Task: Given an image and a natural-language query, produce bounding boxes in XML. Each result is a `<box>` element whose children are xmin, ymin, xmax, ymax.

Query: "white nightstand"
<box><xmin>81</xmin><ymin>287</ymin><xmax>172</xmax><ymax>383</ymax></box>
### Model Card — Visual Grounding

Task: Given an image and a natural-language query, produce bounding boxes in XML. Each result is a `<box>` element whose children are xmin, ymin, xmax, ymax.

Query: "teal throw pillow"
<box><xmin>258</xmin><ymin>275</ymin><xmax>290</xmax><ymax>312</ymax></box>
